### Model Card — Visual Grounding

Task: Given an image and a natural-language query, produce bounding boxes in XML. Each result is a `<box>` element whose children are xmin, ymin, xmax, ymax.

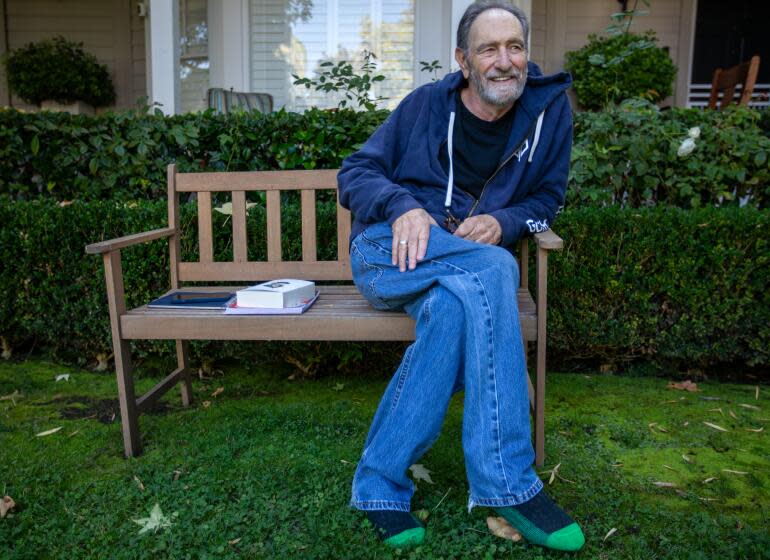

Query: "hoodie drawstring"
<box><xmin>444</xmin><ymin>111</ymin><xmax>456</xmax><ymax>209</ymax></box>
<box><xmin>528</xmin><ymin>110</ymin><xmax>545</xmax><ymax>163</ymax></box>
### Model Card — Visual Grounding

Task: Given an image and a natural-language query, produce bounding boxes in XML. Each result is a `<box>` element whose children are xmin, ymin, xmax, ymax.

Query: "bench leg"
<box><xmin>176</xmin><ymin>340</ymin><xmax>193</xmax><ymax>406</ymax></box>
<box><xmin>114</xmin><ymin>338</ymin><xmax>141</xmax><ymax>458</ymax></box>
<box><xmin>534</xmin><ymin>337</ymin><xmax>546</xmax><ymax>468</ymax></box>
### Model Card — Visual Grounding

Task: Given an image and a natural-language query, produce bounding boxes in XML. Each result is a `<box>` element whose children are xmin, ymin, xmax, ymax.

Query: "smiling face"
<box><xmin>456</xmin><ymin>9</ymin><xmax>528</xmax><ymax>114</ymax></box>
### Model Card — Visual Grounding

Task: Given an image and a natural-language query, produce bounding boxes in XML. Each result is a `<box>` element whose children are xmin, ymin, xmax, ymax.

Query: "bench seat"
<box><xmin>121</xmin><ymin>285</ymin><xmax>537</xmax><ymax>341</ymax></box>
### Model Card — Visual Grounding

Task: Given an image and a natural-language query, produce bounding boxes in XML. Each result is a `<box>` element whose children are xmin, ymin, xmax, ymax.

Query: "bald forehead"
<box><xmin>467</xmin><ymin>9</ymin><xmax>525</xmax><ymax>51</ymax></box>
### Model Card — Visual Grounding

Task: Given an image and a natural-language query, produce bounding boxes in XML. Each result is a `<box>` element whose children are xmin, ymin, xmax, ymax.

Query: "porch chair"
<box><xmin>708</xmin><ymin>55</ymin><xmax>760</xmax><ymax>109</ymax></box>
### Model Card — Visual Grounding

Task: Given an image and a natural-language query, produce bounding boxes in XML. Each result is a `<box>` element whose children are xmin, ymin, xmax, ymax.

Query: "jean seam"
<box><xmin>351</xmin><ymin>241</ymin><xmax>388</xmax><ymax>309</ymax></box>
<box><xmin>390</xmin><ymin>345</ymin><xmax>414</xmax><ymax>413</ymax></box>
<box><xmin>468</xmin><ymin>478</ymin><xmax>544</xmax><ymax>509</ymax></box>
<box><xmin>472</xmin><ymin>269</ymin><xmax>513</xmax><ymax>496</ymax></box>
<box><xmin>350</xmin><ymin>499</ymin><xmax>412</xmax><ymax>512</ymax></box>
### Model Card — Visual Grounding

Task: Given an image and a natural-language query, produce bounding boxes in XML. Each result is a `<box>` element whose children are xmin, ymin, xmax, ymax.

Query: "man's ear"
<box><xmin>455</xmin><ymin>48</ymin><xmax>469</xmax><ymax>78</ymax></box>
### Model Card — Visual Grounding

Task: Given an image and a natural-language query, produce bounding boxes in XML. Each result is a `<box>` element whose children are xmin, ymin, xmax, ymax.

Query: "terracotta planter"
<box><xmin>40</xmin><ymin>100</ymin><xmax>95</xmax><ymax>115</ymax></box>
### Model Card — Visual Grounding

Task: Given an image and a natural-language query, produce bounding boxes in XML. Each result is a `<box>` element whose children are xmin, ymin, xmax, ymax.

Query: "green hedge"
<box><xmin>0</xmin><ymin>106</ymin><xmax>386</xmax><ymax>200</ymax></box>
<box><xmin>1</xmin><ymin>200</ymin><xmax>767</xmax><ymax>376</ymax></box>
<box><xmin>1</xmin><ymin>103</ymin><xmax>768</xmax><ymax>208</ymax></box>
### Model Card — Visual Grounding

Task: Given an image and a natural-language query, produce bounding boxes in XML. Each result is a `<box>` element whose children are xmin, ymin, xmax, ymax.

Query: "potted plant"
<box><xmin>3</xmin><ymin>35</ymin><xmax>116</xmax><ymax>114</ymax></box>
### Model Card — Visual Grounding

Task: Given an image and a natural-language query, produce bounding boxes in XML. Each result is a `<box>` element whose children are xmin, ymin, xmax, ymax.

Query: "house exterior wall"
<box><xmin>2</xmin><ymin>0</ymin><xmax>146</xmax><ymax>110</ymax></box>
<box><xmin>531</xmin><ymin>0</ymin><xmax>695</xmax><ymax>106</ymax></box>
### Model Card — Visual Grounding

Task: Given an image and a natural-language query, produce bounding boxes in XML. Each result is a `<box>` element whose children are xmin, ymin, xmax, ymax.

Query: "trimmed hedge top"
<box><xmin>1</xmin><ymin>102</ymin><xmax>767</xmax><ymax>209</ymax></box>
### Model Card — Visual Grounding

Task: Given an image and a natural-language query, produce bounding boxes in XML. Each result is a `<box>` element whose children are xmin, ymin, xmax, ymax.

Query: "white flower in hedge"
<box><xmin>678</xmin><ymin>137</ymin><xmax>696</xmax><ymax>157</ymax></box>
<box><xmin>688</xmin><ymin>126</ymin><xmax>701</xmax><ymax>139</ymax></box>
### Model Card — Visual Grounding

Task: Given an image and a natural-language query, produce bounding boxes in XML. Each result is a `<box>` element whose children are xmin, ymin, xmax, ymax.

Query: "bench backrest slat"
<box><xmin>197</xmin><ymin>191</ymin><xmax>213</xmax><ymax>262</ymax></box>
<box><xmin>301</xmin><ymin>190</ymin><xmax>318</xmax><ymax>263</ymax></box>
<box><xmin>232</xmin><ymin>190</ymin><xmax>248</xmax><ymax>262</ymax></box>
<box><xmin>168</xmin><ymin>165</ymin><xmax>352</xmax><ymax>282</ymax></box>
<box><xmin>265</xmin><ymin>190</ymin><xmax>282</xmax><ymax>262</ymax></box>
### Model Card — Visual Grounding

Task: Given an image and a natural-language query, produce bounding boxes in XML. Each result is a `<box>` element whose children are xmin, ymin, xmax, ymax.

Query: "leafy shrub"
<box><xmin>570</xmin><ymin>101</ymin><xmax>770</xmax><ymax>208</ymax></box>
<box><xmin>2</xmin><ymin>36</ymin><xmax>116</xmax><ymax>107</ymax></box>
<box><xmin>0</xmin><ymin>105</ymin><xmax>387</xmax><ymax>201</ymax></box>
<box><xmin>1</xmin><ymin>104</ymin><xmax>767</xmax><ymax>209</ymax></box>
<box><xmin>1</xmin><ymin>201</ymin><xmax>767</xmax><ymax>376</ymax></box>
<box><xmin>564</xmin><ymin>31</ymin><xmax>677</xmax><ymax>110</ymax></box>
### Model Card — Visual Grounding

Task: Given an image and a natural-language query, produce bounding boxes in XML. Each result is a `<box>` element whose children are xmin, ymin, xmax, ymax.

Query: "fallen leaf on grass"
<box><xmin>722</xmin><ymin>469</ymin><xmax>748</xmax><ymax>475</ymax></box>
<box><xmin>133</xmin><ymin>476</ymin><xmax>145</xmax><ymax>491</ymax></box>
<box><xmin>133</xmin><ymin>503</ymin><xmax>176</xmax><ymax>534</ymax></box>
<box><xmin>744</xmin><ymin>427</ymin><xmax>764</xmax><ymax>432</ymax></box>
<box><xmin>414</xmin><ymin>509</ymin><xmax>430</xmax><ymax>522</ymax></box>
<box><xmin>663</xmin><ymin>465</ymin><xmax>676</xmax><ymax>471</ymax></box>
<box><xmin>653</xmin><ymin>481</ymin><xmax>677</xmax><ymax>488</ymax></box>
<box><xmin>703</xmin><ymin>421</ymin><xmax>728</xmax><ymax>432</ymax></box>
<box><xmin>228</xmin><ymin>538</ymin><xmax>241</xmax><ymax>546</ymax></box>
<box><xmin>682</xmin><ymin>454</ymin><xmax>692</xmax><ymax>463</ymax></box>
<box><xmin>1</xmin><ymin>496</ymin><xmax>15</xmax><ymax>518</ymax></box>
<box><xmin>486</xmin><ymin>516</ymin><xmax>522</xmax><ymax>542</ymax></box>
<box><xmin>409</xmin><ymin>464</ymin><xmax>434</xmax><ymax>484</ymax></box>
<box><xmin>683</xmin><ymin>421</ymin><xmax>690</xmax><ymax>427</ymax></box>
<box><xmin>702</xmin><ymin>477</ymin><xmax>718</xmax><ymax>484</ymax></box>
<box><xmin>55</xmin><ymin>374</ymin><xmax>70</xmax><ymax>382</ymax></box>
<box><xmin>603</xmin><ymin>527</ymin><xmax>617</xmax><ymax>542</ymax></box>
<box><xmin>667</xmin><ymin>380</ymin><xmax>699</xmax><ymax>392</ymax></box>
<box><xmin>173</xmin><ymin>470</ymin><xmax>182</xmax><ymax>481</ymax></box>
<box><xmin>332</xmin><ymin>383</ymin><xmax>345</xmax><ymax>392</ymax></box>
<box><xmin>211</xmin><ymin>387</ymin><xmax>224</xmax><ymax>398</ymax></box>
<box><xmin>739</xmin><ymin>404</ymin><xmax>760</xmax><ymax>411</ymax></box>
<box><xmin>202</xmin><ymin>401</ymin><xmax>211</xmax><ymax>408</ymax></box>
<box><xmin>36</xmin><ymin>426</ymin><xmax>62</xmax><ymax>437</ymax></box>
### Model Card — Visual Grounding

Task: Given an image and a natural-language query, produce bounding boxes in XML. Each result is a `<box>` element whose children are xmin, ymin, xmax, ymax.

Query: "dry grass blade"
<box><xmin>729</xmin><ymin>410</ymin><xmax>737</xmax><ymax>420</ymax></box>
<box><xmin>708</xmin><ymin>407</ymin><xmax>724</xmax><ymax>416</ymax></box>
<box><xmin>36</xmin><ymin>426</ymin><xmax>62</xmax><ymax>437</ymax></box>
<box><xmin>228</xmin><ymin>538</ymin><xmax>242</xmax><ymax>546</ymax></box>
<box><xmin>756</xmin><ymin>386</ymin><xmax>760</xmax><ymax>400</ymax></box>
<box><xmin>682</xmin><ymin>454</ymin><xmax>692</xmax><ymax>463</ymax></box>
<box><xmin>486</xmin><ymin>516</ymin><xmax>522</xmax><ymax>542</ymax></box>
<box><xmin>663</xmin><ymin>465</ymin><xmax>676</xmax><ymax>471</ymax></box>
<box><xmin>703</xmin><ymin>421</ymin><xmax>728</xmax><ymax>432</ymax></box>
<box><xmin>745</xmin><ymin>427</ymin><xmax>764</xmax><ymax>432</ymax></box>
<box><xmin>603</xmin><ymin>527</ymin><xmax>617</xmax><ymax>542</ymax></box>
<box><xmin>549</xmin><ymin>462</ymin><xmax>562</xmax><ymax>485</ymax></box>
<box><xmin>133</xmin><ymin>475</ymin><xmax>145</xmax><ymax>491</ymax></box>
<box><xmin>432</xmin><ymin>487</ymin><xmax>452</xmax><ymax>512</ymax></box>
<box><xmin>721</xmin><ymin>469</ymin><xmax>748</xmax><ymax>475</ymax></box>
<box><xmin>702</xmin><ymin>477</ymin><xmax>718</xmax><ymax>484</ymax></box>
<box><xmin>699</xmin><ymin>497</ymin><xmax>719</xmax><ymax>502</ymax></box>
<box><xmin>211</xmin><ymin>387</ymin><xmax>224</xmax><ymax>398</ymax></box>
<box><xmin>653</xmin><ymin>481</ymin><xmax>677</xmax><ymax>488</ymax></box>
<box><xmin>739</xmin><ymin>403</ymin><xmax>760</xmax><ymax>411</ymax></box>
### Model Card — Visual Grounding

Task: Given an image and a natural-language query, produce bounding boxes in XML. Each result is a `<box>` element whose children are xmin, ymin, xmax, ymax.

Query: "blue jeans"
<box><xmin>349</xmin><ymin>222</ymin><xmax>543</xmax><ymax>513</ymax></box>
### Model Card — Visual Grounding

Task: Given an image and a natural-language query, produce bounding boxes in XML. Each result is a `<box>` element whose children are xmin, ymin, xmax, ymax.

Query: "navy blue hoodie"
<box><xmin>338</xmin><ymin>62</ymin><xmax>573</xmax><ymax>249</ymax></box>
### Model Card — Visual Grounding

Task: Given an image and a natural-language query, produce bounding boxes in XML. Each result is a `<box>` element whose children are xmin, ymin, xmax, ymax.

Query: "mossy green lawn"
<box><xmin>1</xmin><ymin>360</ymin><xmax>768</xmax><ymax>559</ymax></box>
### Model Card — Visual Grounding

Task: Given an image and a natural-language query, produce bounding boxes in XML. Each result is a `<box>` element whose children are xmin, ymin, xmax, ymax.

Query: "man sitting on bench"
<box><xmin>337</xmin><ymin>1</ymin><xmax>584</xmax><ymax>551</ymax></box>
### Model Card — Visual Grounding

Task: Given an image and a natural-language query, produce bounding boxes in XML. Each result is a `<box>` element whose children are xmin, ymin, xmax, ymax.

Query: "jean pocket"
<box><xmin>351</xmin><ymin>242</ymin><xmax>390</xmax><ymax>310</ymax></box>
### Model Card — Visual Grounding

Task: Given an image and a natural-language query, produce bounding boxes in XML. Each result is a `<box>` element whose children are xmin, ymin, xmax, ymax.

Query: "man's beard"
<box><xmin>468</xmin><ymin>60</ymin><xmax>528</xmax><ymax>107</ymax></box>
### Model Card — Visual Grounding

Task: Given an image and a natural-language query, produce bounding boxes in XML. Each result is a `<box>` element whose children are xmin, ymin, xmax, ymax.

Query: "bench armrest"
<box><xmin>86</xmin><ymin>227</ymin><xmax>176</xmax><ymax>255</ymax></box>
<box><xmin>534</xmin><ymin>229</ymin><xmax>563</xmax><ymax>251</ymax></box>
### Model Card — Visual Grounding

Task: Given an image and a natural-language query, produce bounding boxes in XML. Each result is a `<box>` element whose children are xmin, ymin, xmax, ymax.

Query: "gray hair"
<box><xmin>456</xmin><ymin>1</ymin><xmax>530</xmax><ymax>55</ymax></box>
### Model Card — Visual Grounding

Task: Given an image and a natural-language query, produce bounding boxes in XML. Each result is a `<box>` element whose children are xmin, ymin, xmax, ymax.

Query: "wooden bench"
<box><xmin>86</xmin><ymin>165</ymin><xmax>563</xmax><ymax>466</ymax></box>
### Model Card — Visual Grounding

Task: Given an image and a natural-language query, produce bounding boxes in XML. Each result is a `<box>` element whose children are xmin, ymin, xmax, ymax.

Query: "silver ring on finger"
<box><xmin>399</xmin><ymin>239</ymin><xmax>408</xmax><ymax>246</ymax></box>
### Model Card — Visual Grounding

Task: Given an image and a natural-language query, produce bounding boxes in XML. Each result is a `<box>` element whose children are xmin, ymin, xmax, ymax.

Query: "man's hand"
<box><xmin>454</xmin><ymin>214</ymin><xmax>502</xmax><ymax>245</ymax></box>
<box><xmin>392</xmin><ymin>208</ymin><xmax>438</xmax><ymax>272</ymax></box>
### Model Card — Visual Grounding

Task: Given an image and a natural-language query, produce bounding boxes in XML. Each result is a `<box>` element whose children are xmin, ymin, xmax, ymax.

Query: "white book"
<box><xmin>236</xmin><ymin>279</ymin><xmax>316</xmax><ymax>308</ymax></box>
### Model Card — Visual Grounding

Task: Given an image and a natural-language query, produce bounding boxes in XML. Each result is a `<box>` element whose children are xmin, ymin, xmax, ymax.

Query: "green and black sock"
<box><xmin>365</xmin><ymin>510</ymin><xmax>425</xmax><ymax>548</ymax></box>
<box><xmin>495</xmin><ymin>491</ymin><xmax>585</xmax><ymax>551</ymax></box>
